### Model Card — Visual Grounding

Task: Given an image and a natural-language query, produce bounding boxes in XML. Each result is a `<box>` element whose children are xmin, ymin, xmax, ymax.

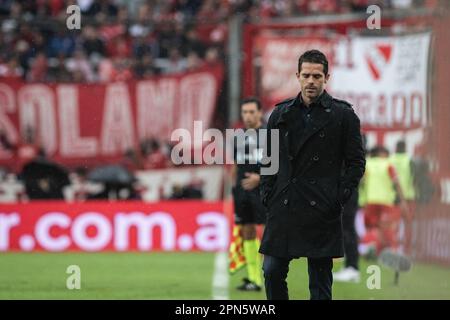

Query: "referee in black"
<box><xmin>231</xmin><ymin>97</ymin><xmax>267</xmax><ymax>291</ymax></box>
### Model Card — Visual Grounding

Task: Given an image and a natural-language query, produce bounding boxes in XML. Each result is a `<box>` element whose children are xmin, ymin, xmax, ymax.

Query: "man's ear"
<box><xmin>324</xmin><ymin>73</ymin><xmax>330</xmax><ymax>83</ymax></box>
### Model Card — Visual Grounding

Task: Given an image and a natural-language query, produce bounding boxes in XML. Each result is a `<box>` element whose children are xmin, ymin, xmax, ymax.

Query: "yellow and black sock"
<box><xmin>243</xmin><ymin>238</ymin><xmax>262</xmax><ymax>286</ymax></box>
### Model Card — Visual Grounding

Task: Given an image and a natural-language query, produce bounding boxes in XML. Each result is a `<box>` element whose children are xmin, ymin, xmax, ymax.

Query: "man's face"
<box><xmin>241</xmin><ymin>102</ymin><xmax>262</xmax><ymax>128</ymax></box>
<box><xmin>296</xmin><ymin>62</ymin><xmax>330</xmax><ymax>100</ymax></box>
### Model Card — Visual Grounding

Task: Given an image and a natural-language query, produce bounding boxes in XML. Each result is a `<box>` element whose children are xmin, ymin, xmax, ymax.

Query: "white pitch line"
<box><xmin>211</xmin><ymin>251</ymin><xmax>229</xmax><ymax>300</ymax></box>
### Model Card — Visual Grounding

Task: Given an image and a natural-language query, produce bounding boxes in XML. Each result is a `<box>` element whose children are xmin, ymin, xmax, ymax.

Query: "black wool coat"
<box><xmin>259</xmin><ymin>91</ymin><xmax>366</xmax><ymax>258</ymax></box>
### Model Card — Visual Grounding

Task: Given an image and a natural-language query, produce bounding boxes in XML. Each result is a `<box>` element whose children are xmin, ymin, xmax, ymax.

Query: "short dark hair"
<box><xmin>371</xmin><ymin>145</ymin><xmax>389</xmax><ymax>157</ymax></box>
<box><xmin>298</xmin><ymin>50</ymin><xmax>329</xmax><ymax>75</ymax></box>
<box><xmin>240</xmin><ymin>97</ymin><xmax>262</xmax><ymax>110</ymax></box>
<box><xmin>396</xmin><ymin>140</ymin><xmax>406</xmax><ymax>153</ymax></box>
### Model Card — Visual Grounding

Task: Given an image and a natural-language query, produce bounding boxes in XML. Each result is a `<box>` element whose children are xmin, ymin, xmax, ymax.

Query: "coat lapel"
<box><xmin>275</xmin><ymin>96</ymin><xmax>297</xmax><ymax>151</ymax></box>
<box><xmin>274</xmin><ymin>91</ymin><xmax>333</xmax><ymax>160</ymax></box>
<box><xmin>292</xmin><ymin>102</ymin><xmax>332</xmax><ymax>159</ymax></box>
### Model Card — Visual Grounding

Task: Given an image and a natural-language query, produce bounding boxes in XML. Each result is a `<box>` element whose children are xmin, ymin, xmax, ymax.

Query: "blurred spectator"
<box><xmin>309</xmin><ymin>0</ymin><xmax>341</xmax><ymax>14</ymax></box>
<box><xmin>204</xmin><ymin>46</ymin><xmax>221</xmax><ymax>65</ymax></box>
<box><xmin>48</xmin><ymin>0</ymin><xmax>66</xmax><ymax>17</ymax></box>
<box><xmin>68</xmin><ymin>166</ymin><xmax>104</xmax><ymax>201</ymax></box>
<box><xmin>168</xmin><ymin>180</ymin><xmax>204</xmax><ymax>200</ymax></box>
<box><xmin>133</xmin><ymin>33</ymin><xmax>159</xmax><ymax>58</ymax></box>
<box><xmin>142</xmin><ymin>139</ymin><xmax>169</xmax><ymax>169</ymax></box>
<box><xmin>0</xmin><ymin>3</ymin><xmax>22</xmax><ymax>39</ymax></box>
<box><xmin>46</xmin><ymin>29</ymin><xmax>76</xmax><ymax>58</ymax></box>
<box><xmin>66</xmin><ymin>49</ymin><xmax>96</xmax><ymax>82</ymax></box>
<box><xmin>169</xmin><ymin>183</ymin><xmax>185</xmax><ymax>200</ymax></box>
<box><xmin>155</xmin><ymin>47</ymin><xmax>188</xmax><ymax>74</ymax></box>
<box><xmin>81</xmin><ymin>25</ymin><xmax>106</xmax><ymax>59</ymax></box>
<box><xmin>0</xmin><ymin>1</ymin><xmax>14</xmax><ymax>16</ymax></box>
<box><xmin>27</xmin><ymin>31</ymin><xmax>47</xmax><ymax>59</ymax></box>
<box><xmin>183</xmin><ymin>28</ymin><xmax>206</xmax><ymax>57</ymax></box>
<box><xmin>157</xmin><ymin>21</ymin><xmax>182</xmax><ymax>59</ymax></box>
<box><xmin>106</xmin><ymin>34</ymin><xmax>132</xmax><ymax>58</ymax></box>
<box><xmin>0</xmin><ymin>128</ymin><xmax>15</xmax><ymax>152</ymax></box>
<box><xmin>16</xmin><ymin>126</ymin><xmax>40</xmax><ymax>172</ymax></box>
<box><xmin>98</xmin><ymin>57</ymin><xmax>114</xmax><ymax>81</ymax></box>
<box><xmin>348</xmin><ymin>0</ymin><xmax>370</xmax><ymax>12</ymax></box>
<box><xmin>110</xmin><ymin>57</ymin><xmax>133</xmax><ymax>81</ymax></box>
<box><xmin>20</xmin><ymin>152</ymin><xmax>70</xmax><ymax>200</ymax></box>
<box><xmin>0</xmin><ymin>55</ymin><xmax>23</xmax><ymax>78</ymax></box>
<box><xmin>27</xmin><ymin>52</ymin><xmax>48</xmax><ymax>82</ymax></box>
<box><xmin>13</xmin><ymin>39</ymin><xmax>32</xmax><ymax>75</ymax></box>
<box><xmin>14</xmin><ymin>24</ymin><xmax>34</xmax><ymax>52</ymax></box>
<box><xmin>186</xmin><ymin>50</ymin><xmax>204</xmax><ymax>71</ymax></box>
<box><xmin>47</xmin><ymin>53</ymin><xmax>73</xmax><ymax>82</ymax></box>
<box><xmin>80</xmin><ymin>0</ymin><xmax>119</xmax><ymax>17</ymax></box>
<box><xmin>134</xmin><ymin>53</ymin><xmax>159</xmax><ymax>78</ymax></box>
<box><xmin>197</xmin><ymin>0</ymin><xmax>229</xmax><ymax>21</ymax></box>
<box><xmin>122</xmin><ymin>148</ymin><xmax>143</xmax><ymax>172</ymax></box>
<box><xmin>391</xmin><ymin>0</ymin><xmax>413</xmax><ymax>9</ymax></box>
<box><xmin>183</xmin><ymin>178</ymin><xmax>204</xmax><ymax>199</ymax></box>
<box><xmin>71</xmin><ymin>166</ymin><xmax>90</xmax><ymax>200</ymax></box>
<box><xmin>129</xmin><ymin>2</ymin><xmax>152</xmax><ymax>39</ymax></box>
<box><xmin>86</xmin><ymin>164</ymin><xmax>140</xmax><ymax>200</ymax></box>
<box><xmin>0</xmin><ymin>168</ymin><xmax>25</xmax><ymax>202</ymax></box>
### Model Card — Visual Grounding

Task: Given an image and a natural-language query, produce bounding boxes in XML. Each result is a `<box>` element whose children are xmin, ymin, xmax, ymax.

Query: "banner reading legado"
<box><xmin>258</xmin><ymin>33</ymin><xmax>431</xmax><ymax>156</ymax></box>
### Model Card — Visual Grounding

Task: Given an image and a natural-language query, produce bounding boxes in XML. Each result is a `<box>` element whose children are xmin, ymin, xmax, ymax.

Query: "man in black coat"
<box><xmin>259</xmin><ymin>50</ymin><xmax>366</xmax><ymax>300</ymax></box>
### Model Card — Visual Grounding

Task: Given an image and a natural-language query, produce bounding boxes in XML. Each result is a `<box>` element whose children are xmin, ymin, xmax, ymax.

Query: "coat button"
<box><xmin>310</xmin><ymin>200</ymin><xmax>316</xmax><ymax>206</ymax></box>
<box><xmin>313</xmin><ymin>155</ymin><xmax>319</xmax><ymax>161</ymax></box>
<box><xmin>288</xmin><ymin>155</ymin><xmax>294</xmax><ymax>161</ymax></box>
<box><xmin>319</xmin><ymin>132</ymin><xmax>325</xmax><ymax>138</ymax></box>
<box><xmin>291</xmin><ymin>178</ymin><xmax>297</xmax><ymax>183</ymax></box>
<box><xmin>309</xmin><ymin>179</ymin><xmax>316</xmax><ymax>184</ymax></box>
<box><xmin>283</xmin><ymin>199</ymin><xmax>289</xmax><ymax>205</ymax></box>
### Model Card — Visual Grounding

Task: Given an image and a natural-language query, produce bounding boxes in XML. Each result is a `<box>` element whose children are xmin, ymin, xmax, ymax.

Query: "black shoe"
<box><xmin>236</xmin><ymin>278</ymin><xmax>262</xmax><ymax>291</ymax></box>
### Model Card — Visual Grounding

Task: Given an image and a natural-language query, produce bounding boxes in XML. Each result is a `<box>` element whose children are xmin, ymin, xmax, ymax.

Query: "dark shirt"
<box><xmin>297</xmin><ymin>93</ymin><xmax>315</xmax><ymax>128</ymax></box>
<box><xmin>288</xmin><ymin>93</ymin><xmax>317</xmax><ymax>157</ymax></box>
<box><xmin>233</xmin><ymin>125</ymin><xmax>266</xmax><ymax>190</ymax></box>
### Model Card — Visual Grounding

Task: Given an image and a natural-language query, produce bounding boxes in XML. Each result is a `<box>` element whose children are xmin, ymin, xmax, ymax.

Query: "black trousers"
<box><xmin>262</xmin><ymin>255</ymin><xmax>333</xmax><ymax>300</ymax></box>
<box><xmin>342</xmin><ymin>191</ymin><xmax>359</xmax><ymax>270</ymax></box>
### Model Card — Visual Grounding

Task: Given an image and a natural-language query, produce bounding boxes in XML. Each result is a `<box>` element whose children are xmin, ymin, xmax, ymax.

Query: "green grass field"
<box><xmin>0</xmin><ymin>252</ymin><xmax>449</xmax><ymax>299</ymax></box>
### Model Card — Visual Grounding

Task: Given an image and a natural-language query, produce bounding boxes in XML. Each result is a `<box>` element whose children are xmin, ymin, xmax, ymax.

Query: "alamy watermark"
<box><xmin>66</xmin><ymin>265</ymin><xmax>81</xmax><ymax>290</ymax></box>
<box><xmin>170</xmin><ymin>121</ymin><xmax>280</xmax><ymax>175</ymax></box>
<box><xmin>367</xmin><ymin>5</ymin><xmax>382</xmax><ymax>30</ymax></box>
<box><xmin>366</xmin><ymin>265</ymin><xmax>382</xmax><ymax>290</ymax></box>
<box><xmin>66</xmin><ymin>5</ymin><xmax>81</xmax><ymax>30</ymax></box>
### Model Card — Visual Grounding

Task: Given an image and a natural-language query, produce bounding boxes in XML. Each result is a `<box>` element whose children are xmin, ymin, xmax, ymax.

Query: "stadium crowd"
<box><xmin>0</xmin><ymin>0</ymin><xmax>438</xmax><ymax>202</ymax></box>
<box><xmin>0</xmin><ymin>0</ymin><xmax>436</xmax><ymax>82</ymax></box>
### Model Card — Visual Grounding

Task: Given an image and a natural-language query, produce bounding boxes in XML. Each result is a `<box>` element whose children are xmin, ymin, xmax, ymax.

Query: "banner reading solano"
<box><xmin>0</xmin><ymin>64</ymin><xmax>224</xmax><ymax>169</ymax></box>
<box><xmin>329</xmin><ymin>32</ymin><xmax>432</xmax><ymax>156</ymax></box>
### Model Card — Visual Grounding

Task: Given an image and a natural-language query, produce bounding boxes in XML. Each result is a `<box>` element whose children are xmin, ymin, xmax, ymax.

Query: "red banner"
<box><xmin>255</xmin><ymin>35</ymin><xmax>336</xmax><ymax>111</ymax></box>
<box><xmin>255</xmin><ymin>33</ymin><xmax>432</xmax><ymax>157</ymax></box>
<box><xmin>0</xmin><ymin>200</ymin><xmax>231</xmax><ymax>252</ymax></box>
<box><xmin>0</xmin><ymin>64</ymin><xmax>223</xmax><ymax>169</ymax></box>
